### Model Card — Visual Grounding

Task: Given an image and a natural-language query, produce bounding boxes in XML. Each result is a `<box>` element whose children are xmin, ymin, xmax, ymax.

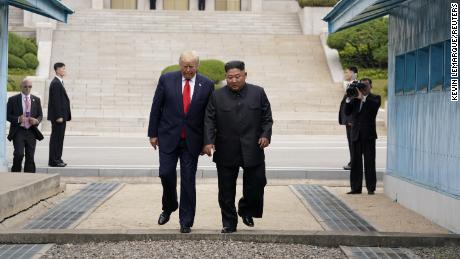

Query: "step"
<box><xmin>0</xmin><ymin>173</ymin><xmax>61</xmax><ymax>222</ymax></box>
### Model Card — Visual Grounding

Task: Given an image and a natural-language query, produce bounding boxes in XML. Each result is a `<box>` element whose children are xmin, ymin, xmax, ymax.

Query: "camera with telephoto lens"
<box><xmin>346</xmin><ymin>81</ymin><xmax>367</xmax><ymax>98</ymax></box>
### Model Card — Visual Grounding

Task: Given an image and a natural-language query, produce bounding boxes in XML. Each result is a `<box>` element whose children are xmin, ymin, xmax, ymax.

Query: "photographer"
<box><xmin>345</xmin><ymin>78</ymin><xmax>381</xmax><ymax>195</ymax></box>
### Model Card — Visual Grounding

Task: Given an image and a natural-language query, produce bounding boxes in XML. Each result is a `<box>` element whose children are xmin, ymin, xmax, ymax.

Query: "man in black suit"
<box><xmin>7</xmin><ymin>79</ymin><xmax>44</xmax><ymax>173</ymax></box>
<box><xmin>203</xmin><ymin>61</ymin><xmax>273</xmax><ymax>233</ymax></box>
<box><xmin>345</xmin><ymin>78</ymin><xmax>381</xmax><ymax>195</ymax></box>
<box><xmin>48</xmin><ymin>62</ymin><xmax>71</xmax><ymax>167</ymax></box>
<box><xmin>339</xmin><ymin>66</ymin><xmax>358</xmax><ymax>170</ymax></box>
<box><xmin>149</xmin><ymin>0</ymin><xmax>156</xmax><ymax>9</ymax></box>
<box><xmin>148</xmin><ymin>51</ymin><xmax>214</xmax><ymax>233</ymax></box>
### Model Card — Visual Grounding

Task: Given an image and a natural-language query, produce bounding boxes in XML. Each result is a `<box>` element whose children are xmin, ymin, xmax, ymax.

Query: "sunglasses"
<box><xmin>23</xmin><ymin>85</ymin><xmax>32</xmax><ymax>88</ymax></box>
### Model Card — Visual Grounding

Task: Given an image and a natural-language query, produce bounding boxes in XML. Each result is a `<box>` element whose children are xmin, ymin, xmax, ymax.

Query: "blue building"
<box><xmin>325</xmin><ymin>0</ymin><xmax>460</xmax><ymax>233</ymax></box>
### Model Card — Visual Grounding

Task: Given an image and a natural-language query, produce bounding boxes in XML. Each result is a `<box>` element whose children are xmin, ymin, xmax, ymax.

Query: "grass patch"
<box><xmin>7</xmin><ymin>69</ymin><xmax>35</xmax><ymax>92</ymax></box>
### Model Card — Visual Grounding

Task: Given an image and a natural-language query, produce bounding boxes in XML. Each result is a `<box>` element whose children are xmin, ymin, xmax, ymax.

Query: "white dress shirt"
<box><xmin>19</xmin><ymin>93</ymin><xmax>31</xmax><ymax>125</ymax></box>
<box><xmin>182</xmin><ymin>75</ymin><xmax>196</xmax><ymax>101</ymax></box>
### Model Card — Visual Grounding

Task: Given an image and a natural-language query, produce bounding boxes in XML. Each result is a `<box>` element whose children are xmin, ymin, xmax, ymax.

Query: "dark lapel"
<box><xmin>16</xmin><ymin>94</ymin><xmax>23</xmax><ymax>115</ymax></box>
<box><xmin>190</xmin><ymin>74</ymin><xmax>201</xmax><ymax>106</ymax></box>
<box><xmin>174</xmin><ymin>72</ymin><xmax>185</xmax><ymax>116</ymax></box>
<box><xmin>30</xmin><ymin>95</ymin><xmax>37</xmax><ymax>115</ymax></box>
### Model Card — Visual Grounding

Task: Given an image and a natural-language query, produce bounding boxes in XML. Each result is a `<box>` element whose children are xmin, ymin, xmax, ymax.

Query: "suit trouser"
<box><xmin>159</xmin><ymin>139</ymin><xmax>198</xmax><ymax>227</ymax></box>
<box><xmin>49</xmin><ymin>121</ymin><xmax>66</xmax><ymax>165</ymax></box>
<box><xmin>149</xmin><ymin>0</ymin><xmax>156</xmax><ymax>9</ymax></box>
<box><xmin>216</xmin><ymin>162</ymin><xmax>267</xmax><ymax>229</ymax></box>
<box><xmin>198</xmin><ymin>0</ymin><xmax>205</xmax><ymax>10</ymax></box>
<box><xmin>350</xmin><ymin>138</ymin><xmax>376</xmax><ymax>192</ymax></box>
<box><xmin>346</xmin><ymin>125</ymin><xmax>352</xmax><ymax>164</ymax></box>
<box><xmin>12</xmin><ymin>128</ymin><xmax>37</xmax><ymax>173</ymax></box>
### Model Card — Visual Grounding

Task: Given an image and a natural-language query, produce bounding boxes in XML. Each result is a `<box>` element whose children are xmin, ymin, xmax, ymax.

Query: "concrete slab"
<box><xmin>0</xmin><ymin>229</ymin><xmax>459</xmax><ymax>248</ymax></box>
<box><xmin>75</xmin><ymin>184</ymin><xmax>323</xmax><ymax>231</ymax></box>
<box><xmin>325</xmin><ymin>187</ymin><xmax>449</xmax><ymax>234</ymax></box>
<box><xmin>0</xmin><ymin>173</ymin><xmax>62</xmax><ymax>222</ymax></box>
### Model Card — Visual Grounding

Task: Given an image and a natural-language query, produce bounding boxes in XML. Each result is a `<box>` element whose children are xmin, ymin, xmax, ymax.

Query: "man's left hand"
<box><xmin>29</xmin><ymin>118</ymin><xmax>39</xmax><ymax>125</ymax></box>
<box><xmin>258</xmin><ymin>137</ymin><xmax>270</xmax><ymax>149</ymax></box>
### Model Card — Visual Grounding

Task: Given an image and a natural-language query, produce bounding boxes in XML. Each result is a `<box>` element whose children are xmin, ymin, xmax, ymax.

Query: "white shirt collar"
<box><xmin>21</xmin><ymin>93</ymin><xmax>30</xmax><ymax>99</ymax></box>
<box><xmin>182</xmin><ymin>74</ymin><xmax>196</xmax><ymax>83</ymax></box>
<box><xmin>55</xmin><ymin>75</ymin><xmax>64</xmax><ymax>84</ymax></box>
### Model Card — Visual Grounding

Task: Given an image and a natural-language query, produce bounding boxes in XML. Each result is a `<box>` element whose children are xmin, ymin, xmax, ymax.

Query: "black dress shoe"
<box><xmin>343</xmin><ymin>164</ymin><xmax>351</xmax><ymax>170</ymax></box>
<box><xmin>157</xmin><ymin>212</ymin><xmax>170</xmax><ymax>225</ymax></box>
<box><xmin>49</xmin><ymin>162</ymin><xmax>66</xmax><ymax>167</ymax></box>
<box><xmin>242</xmin><ymin>216</ymin><xmax>254</xmax><ymax>227</ymax></box>
<box><xmin>221</xmin><ymin>227</ymin><xmax>236</xmax><ymax>233</ymax></box>
<box><xmin>368</xmin><ymin>191</ymin><xmax>375</xmax><ymax>195</ymax></box>
<box><xmin>346</xmin><ymin>191</ymin><xmax>362</xmax><ymax>194</ymax></box>
<box><xmin>180</xmin><ymin>226</ymin><xmax>191</xmax><ymax>233</ymax></box>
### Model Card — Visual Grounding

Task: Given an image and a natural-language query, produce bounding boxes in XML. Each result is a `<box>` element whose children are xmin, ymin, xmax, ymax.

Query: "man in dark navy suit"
<box><xmin>7</xmin><ymin>78</ymin><xmax>44</xmax><ymax>173</ymax></box>
<box><xmin>148</xmin><ymin>50</ymin><xmax>214</xmax><ymax>233</ymax></box>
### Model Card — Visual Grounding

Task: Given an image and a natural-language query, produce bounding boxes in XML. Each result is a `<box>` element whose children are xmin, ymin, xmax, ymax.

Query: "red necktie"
<box><xmin>181</xmin><ymin>80</ymin><xmax>191</xmax><ymax>138</ymax></box>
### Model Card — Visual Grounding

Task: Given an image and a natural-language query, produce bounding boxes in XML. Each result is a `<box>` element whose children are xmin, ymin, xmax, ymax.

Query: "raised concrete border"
<box><xmin>0</xmin><ymin>173</ymin><xmax>62</xmax><ymax>222</ymax></box>
<box><xmin>320</xmin><ymin>32</ymin><xmax>343</xmax><ymax>84</ymax></box>
<box><xmin>35</xmin><ymin>167</ymin><xmax>384</xmax><ymax>180</ymax></box>
<box><xmin>385</xmin><ymin>174</ymin><xmax>460</xmax><ymax>234</ymax></box>
<box><xmin>0</xmin><ymin>229</ymin><xmax>459</xmax><ymax>247</ymax></box>
<box><xmin>297</xmin><ymin>7</ymin><xmax>331</xmax><ymax>35</ymax></box>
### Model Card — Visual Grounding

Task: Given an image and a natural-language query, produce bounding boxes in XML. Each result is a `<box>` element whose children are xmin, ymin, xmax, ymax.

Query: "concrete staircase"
<box><xmin>8</xmin><ymin>7</ymin><xmax>35</xmax><ymax>37</ymax></box>
<box><xmin>43</xmin><ymin>9</ymin><xmax>385</xmax><ymax>135</ymax></box>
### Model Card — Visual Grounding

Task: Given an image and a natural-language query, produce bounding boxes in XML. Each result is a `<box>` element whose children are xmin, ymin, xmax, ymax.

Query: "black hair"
<box><xmin>347</xmin><ymin>66</ymin><xmax>358</xmax><ymax>74</ymax></box>
<box><xmin>224</xmin><ymin>61</ymin><xmax>245</xmax><ymax>72</ymax></box>
<box><xmin>54</xmin><ymin>62</ymin><xmax>65</xmax><ymax>71</ymax></box>
<box><xmin>360</xmin><ymin>77</ymin><xmax>372</xmax><ymax>86</ymax></box>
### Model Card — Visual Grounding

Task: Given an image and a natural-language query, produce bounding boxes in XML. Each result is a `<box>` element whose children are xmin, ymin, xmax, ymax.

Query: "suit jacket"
<box><xmin>345</xmin><ymin>93</ymin><xmax>381</xmax><ymax>142</ymax></box>
<box><xmin>204</xmin><ymin>84</ymin><xmax>273</xmax><ymax>167</ymax></box>
<box><xmin>338</xmin><ymin>94</ymin><xmax>353</xmax><ymax>125</ymax></box>
<box><xmin>147</xmin><ymin>71</ymin><xmax>214</xmax><ymax>157</ymax></box>
<box><xmin>47</xmin><ymin>77</ymin><xmax>71</xmax><ymax>122</ymax></box>
<box><xmin>6</xmin><ymin>94</ymin><xmax>44</xmax><ymax>141</ymax></box>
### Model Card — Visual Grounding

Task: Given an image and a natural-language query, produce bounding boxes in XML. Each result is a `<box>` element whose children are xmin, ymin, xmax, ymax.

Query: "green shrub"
<box><xmin>162</xmin><ymin>64</ymin><xmax>180</xmax><ymax>74</ymax></box>
<box><xmin>22</xmin><ymin>53</ymin><xmax>39</xmax><ymax>69</ymax></box>
<box><xmin>7</xmin><ymin>74</ymin><xmax>24</xmax><ymax>92</ymax></box>
<box><xmin>8</xmin><ymin>54</ymin><xmax>27</xmax><ymax>69</ymax></box>
<box><xmin>24</xmin><ymin>39</ymin><xmax>38</xmax><ymax>55</ymax></box>
<box><xmin>8</xmin><ymin>33</ymin><xmax>26</xmax><ymax>57</ymax></box>
<box><xmin>198</xmin><ymin>59</ymin><xmax>225</xmax><ymax>84</ymax></box>
<box><xmin>327</xmin><ymin>18</ymin><xmax>388</xmax><ymax>68</ymax></box>
<box><xmin>161</xmin><ymin>59</ymin><xmax>226</xmax><ymax>85</ymax></box>
<box><xmin>298</xmin><ymin>0</ymin><xmax>339</xmax><ymax>7</ymax></box>
<box><xmin>359</xmin><ymin>68</ymin><xmax>388</xmax><ymax>80</ymax></box>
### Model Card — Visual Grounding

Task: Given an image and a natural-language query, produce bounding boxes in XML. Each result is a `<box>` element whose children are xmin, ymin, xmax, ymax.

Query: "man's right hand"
<box><xmin>202</xmin><ymin>144</ymin><xmax>214</xmax><ymax>157</ymax></box>
<box><xmin>150</xmin><ymin>137</ymin><xmax>159</xmax><ymax>150</ymax></box>
<box><xmin>18</xmin><ymin>115</ymin><xmax>24</xmax><ymax>123</ymax></box>
<box><xmin>56</xmin><ymin>118</ymin><xmax>64</xmax><ymax>123</ymax></box>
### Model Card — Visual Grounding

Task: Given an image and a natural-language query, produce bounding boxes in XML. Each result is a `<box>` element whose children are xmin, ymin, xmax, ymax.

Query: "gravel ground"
<box><xmin>42</xmin><ymin>240</ymin><xmax>346</xmax><ymax>259</ymax></box>
<box><xmin>412</xmin><ymin>246</ymin><xmax>460</xmax><ymax>259</ymax></box>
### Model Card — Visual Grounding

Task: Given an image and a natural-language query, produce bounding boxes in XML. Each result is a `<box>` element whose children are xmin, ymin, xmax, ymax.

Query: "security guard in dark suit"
<box><xmin>345</xmin><ymin>78</ymin><xmax>381</xmax><ymax>195</ymax></box>
<box><xmin>6</xmin><ymin>79</ymin><xmax>44</xmax><ymax>173</ymax></box>
<box><xmin>203</xmin><ymin>61</ymin><xmax>273</xmax><ymax>233</ymax></box>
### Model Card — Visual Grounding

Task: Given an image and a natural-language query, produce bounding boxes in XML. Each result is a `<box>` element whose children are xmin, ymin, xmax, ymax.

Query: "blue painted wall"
<box><xmin>387</xmin><ymin>0</ymin><xmax>460</xmax><ymax>197</ymax></box>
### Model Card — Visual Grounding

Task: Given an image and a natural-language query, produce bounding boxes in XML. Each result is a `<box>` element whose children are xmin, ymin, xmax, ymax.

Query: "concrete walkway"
<box><xmin>2</xmin><ymin>179</ymin><xmax>447</xmax><ymax>235</ymax></box>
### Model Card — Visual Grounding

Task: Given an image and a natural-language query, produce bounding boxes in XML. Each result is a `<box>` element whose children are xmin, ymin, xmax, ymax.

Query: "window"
<box><xmin>395</xmin><ymin>55</ymin><xmax>405</xmax><ymax>95</ymax></box>
<box><xmin>444</xmin><ymin>40</ymin><xmax>451</xmax><ymax>90</ymax></box>
<box><xmin>430</xmin><ymin>42</ymin><xmax>444</xmax><ymax>91</ymax></box>
<box><xmin>416</xmin><ymin>47</ymin><xmax>429</xmax><ymax>93</ymax></box>
<box><xmin>405</xmin><ymin>51</ymin><xmax>416</xmax><ymax>94</ymax></box>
